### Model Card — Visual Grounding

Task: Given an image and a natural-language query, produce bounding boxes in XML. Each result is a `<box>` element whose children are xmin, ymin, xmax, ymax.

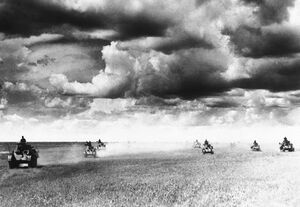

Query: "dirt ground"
<box><xmin>0</xmin><ymin>142</ymin><xmax>299</xmax><ymax>207</ymax></box>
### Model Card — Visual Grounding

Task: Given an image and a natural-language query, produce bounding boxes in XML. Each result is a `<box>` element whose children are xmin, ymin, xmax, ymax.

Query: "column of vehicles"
<box><xmin>194</xmin><ymin>139</ymin><xmax>214</xmax><ymax>154</ymax></box>
<box><xmin>6</xmin><ymin>137</ymin><xmax>107</xmax><ymax>169</ymax></box>
<box><xmin>84</xmin><ymin>139</ymin><xmax>106</xmax><ymax>158</ymax></box>
<box><xmin>193</xmin><ymin>137</ymin><xmax>295</xmax><ymax>153</ymax></box>
<box><xmin>5</xmin><ymin>136</ymin><xmax>295</xmax><ymax>169</ymax></box>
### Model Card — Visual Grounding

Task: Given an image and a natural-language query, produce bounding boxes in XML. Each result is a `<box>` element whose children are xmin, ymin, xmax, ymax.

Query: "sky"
<box><xmin>0</xmin><ymin>0</ymin><xmax>300</xmax><ymax>142</ymax></box>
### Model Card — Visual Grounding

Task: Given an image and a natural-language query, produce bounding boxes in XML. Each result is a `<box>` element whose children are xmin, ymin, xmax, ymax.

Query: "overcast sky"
<box><xmin>1</xmin><ymin>0</ymin><xmax>300</xmax><ymax>142</ymax></box>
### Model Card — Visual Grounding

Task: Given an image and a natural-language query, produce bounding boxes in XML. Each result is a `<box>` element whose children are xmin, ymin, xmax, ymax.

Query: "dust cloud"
<box><xmin>96</xmin><ymin>142</ymin><xmax>191</xmax><ymax>157</ymax></box>
<box><xmin>37</xmin><ymin>142</ymin><xmax>191</xmax><ymax>165</ymax></box>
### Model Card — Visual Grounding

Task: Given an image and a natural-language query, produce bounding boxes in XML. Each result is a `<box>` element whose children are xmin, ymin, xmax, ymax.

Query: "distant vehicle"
<box><xmin>7</xmin><ymin>142</ymin><xmax>39</xmax><ymax>168</ymax></box>
<box><xmin>251</xmin><ymin>140</ymin><xmax>261</xmax><ymax>151</ymax></box>
<box><xmin>97</xmin><ymin>139</ymin><xmax>106</xmax><ymax>148</ymax></box>
<box><xmin>279</xmin><ymin>137</ymin><xmax>295</xmax><ymax>152</ymax></box>
<box><xmin>193</xmin><ymin>140</ymin><xmax>202</xmax><ymax>148</ymax></box>
<box><xmin>279</xmin><ymin>142</ymin><xmax>295</xmax><ymax>152</ymax></box>
<box><xmin>84</xmin><ymin>146</ymin><xmax>97</xmax><ymax>158</ymax></box>
<box><xmin>84</xmin><ymin>141</ymin><xmax>96</xmax><ymax>158</ymax></box>
<box><xmin>202</xmin><ymin>145</ymin><xmax>214</xmax><ymax>154</ymax></box>
<box><xmin>84</xmin><ymin>141</ymin><xmax>106</xmax><ymax>158</ymax></box>
<box><xmin>202</xmin><ymin>139</ymin><xmax>214</xmax><ymax>154</ymax></box>
<box><xmin>251</xmin><ymin>145</ymin><xmax>261</xmax><ymax>151</ymax></box>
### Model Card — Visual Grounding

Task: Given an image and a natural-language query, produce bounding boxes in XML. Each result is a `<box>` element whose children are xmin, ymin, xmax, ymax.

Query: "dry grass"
<box><xmin>0</xmin><ymin>144</ymin><xmax>299</xmax><ymax>207</ymax></box>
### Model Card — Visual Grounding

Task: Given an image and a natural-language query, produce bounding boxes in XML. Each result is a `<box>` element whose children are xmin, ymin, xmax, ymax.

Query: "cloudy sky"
<box><xmin>1</xmin><ymin>0</ymin><xmax>300</xmax><ymax>142</ymax></box>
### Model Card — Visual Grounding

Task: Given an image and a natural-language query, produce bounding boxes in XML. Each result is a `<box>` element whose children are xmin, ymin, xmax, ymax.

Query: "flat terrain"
<box><xmin>0</xmin><ymin>142</ymin><xmax>299</xmax><ymax>207</ymax></box>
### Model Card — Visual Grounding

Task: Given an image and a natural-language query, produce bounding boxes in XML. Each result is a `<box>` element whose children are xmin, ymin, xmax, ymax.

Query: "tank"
<box><xmin>7</xmin><ymin>143</ymin><xmax>39</xmax><ymax>168</ymax></box>
<box><xmin>84</xmin><ymin>143</ymin><xmax>106</xmax><ymax>158</ymax></box>
<box><xmin>202</xmin><ymin>145</ymin><xmax>214</xmax><ymax>154</ymax></box>
<box><xmin>279</xmin><ymin>142</ymin><xmax>295</xmax><ymax>152</ymax></box>
<box><xmin>251</xmin><ymin>145</ymin><xmax>261</xmax><ymax>151</ymax></box>
<box><xmin>84</xmin><ymin>146</ymin><xmax>97</xmax><ymax>158</ymax></box>
<box><xmin>193</xmin><ymin>141</ymin><xmax>202</xmax><ymax>149</ymax></box>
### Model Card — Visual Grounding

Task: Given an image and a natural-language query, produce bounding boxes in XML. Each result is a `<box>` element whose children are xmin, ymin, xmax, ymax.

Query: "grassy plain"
<box><xmin>0</xmin><ymin>143</ymin><xmax>299</xmax><ymax>207</ymax></box>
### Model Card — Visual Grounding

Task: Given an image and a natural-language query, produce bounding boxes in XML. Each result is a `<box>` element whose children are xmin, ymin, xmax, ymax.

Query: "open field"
<box><xmin>0</xmin><ymin>142</ymin><xmax>300</xmax><ymax>207</ymax></box>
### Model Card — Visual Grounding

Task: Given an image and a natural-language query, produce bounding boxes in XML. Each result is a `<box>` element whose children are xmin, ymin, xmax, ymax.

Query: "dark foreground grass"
<box><xmin>0</xmin><ymin>147</ymin><xmax>299</xmax><ymax>207</ymax></box>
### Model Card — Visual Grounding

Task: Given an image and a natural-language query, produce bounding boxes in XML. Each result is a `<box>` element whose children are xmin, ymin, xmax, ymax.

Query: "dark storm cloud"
<box><xmin>0</xmin><ymin>0</ymin><xmax>171</xmax><ymax>40</ymax></box>
<box><xmin>167</xmin><ymin>50</ymin><xmax>231</xmax><ymax>99</ymax></box>
<box><xmin>0</xmin><ymin>0</ymin><xmax>108</xmax><ymax>36</ymax></box>
<box><xmin>233</xmin><ymin>58</ymin><xmax>300</xmax><ymax>92</ymax></box>
<box><xmin>114</xmin><ymin>15</ymin><xmax>171</xmax><ymax>40</ymax></box>
<box><xmin>137</xmin><ymin>68</ymin><xmax>230</xmax><ymax>100</ymax></box>
<box><xmin>195</xmin><ymin>0</ymin><xmax>211</xmax><ymax>7</ymax></box>
<box><xmin>38</xmin><ymin>36</ymin><xmax>111</xmax><ymax>46</ymax></box>
<box><xmin>205</xmin><ymin>99</ymin><xmax>239</xmax><ymax>108</ymax></box>
<box><xmin>154</xmin><ymin>35</ymin><xmax>214</xmax><ymax>54</ymax></box>
<box><xmin>241</xmin><ymin>0</ymin><xmax>295</xmax><ymax>25</ymax></box>
<box><xmin>130</xmin><ymin>48</ymin><xmax>231</xmax><ymax>99</ymax></box>
<box><xmin>224</xmin><ymin>25</ymin><xmax>300</xmax><ymax>58</ymax></box>
<box><xmin>6</xmin><ymin>90</ymin><xmax>37</xmax><ymax>104</ymax></box>
<box><xmin>174</xmin><ymin>76</ymin><xmax>230</xmax><ymax>99</ymax></box>
<box><xmin>224</xmin><ymin>0</ymin><xmax>299</xmax><ymax>58</ymax></box>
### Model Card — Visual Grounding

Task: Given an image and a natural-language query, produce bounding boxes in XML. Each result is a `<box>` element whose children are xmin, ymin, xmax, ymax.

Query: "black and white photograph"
<box><xmin>0</xmin><ymin>0</ymin><xmax>300</xmax><ymax>206</ymax></box>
